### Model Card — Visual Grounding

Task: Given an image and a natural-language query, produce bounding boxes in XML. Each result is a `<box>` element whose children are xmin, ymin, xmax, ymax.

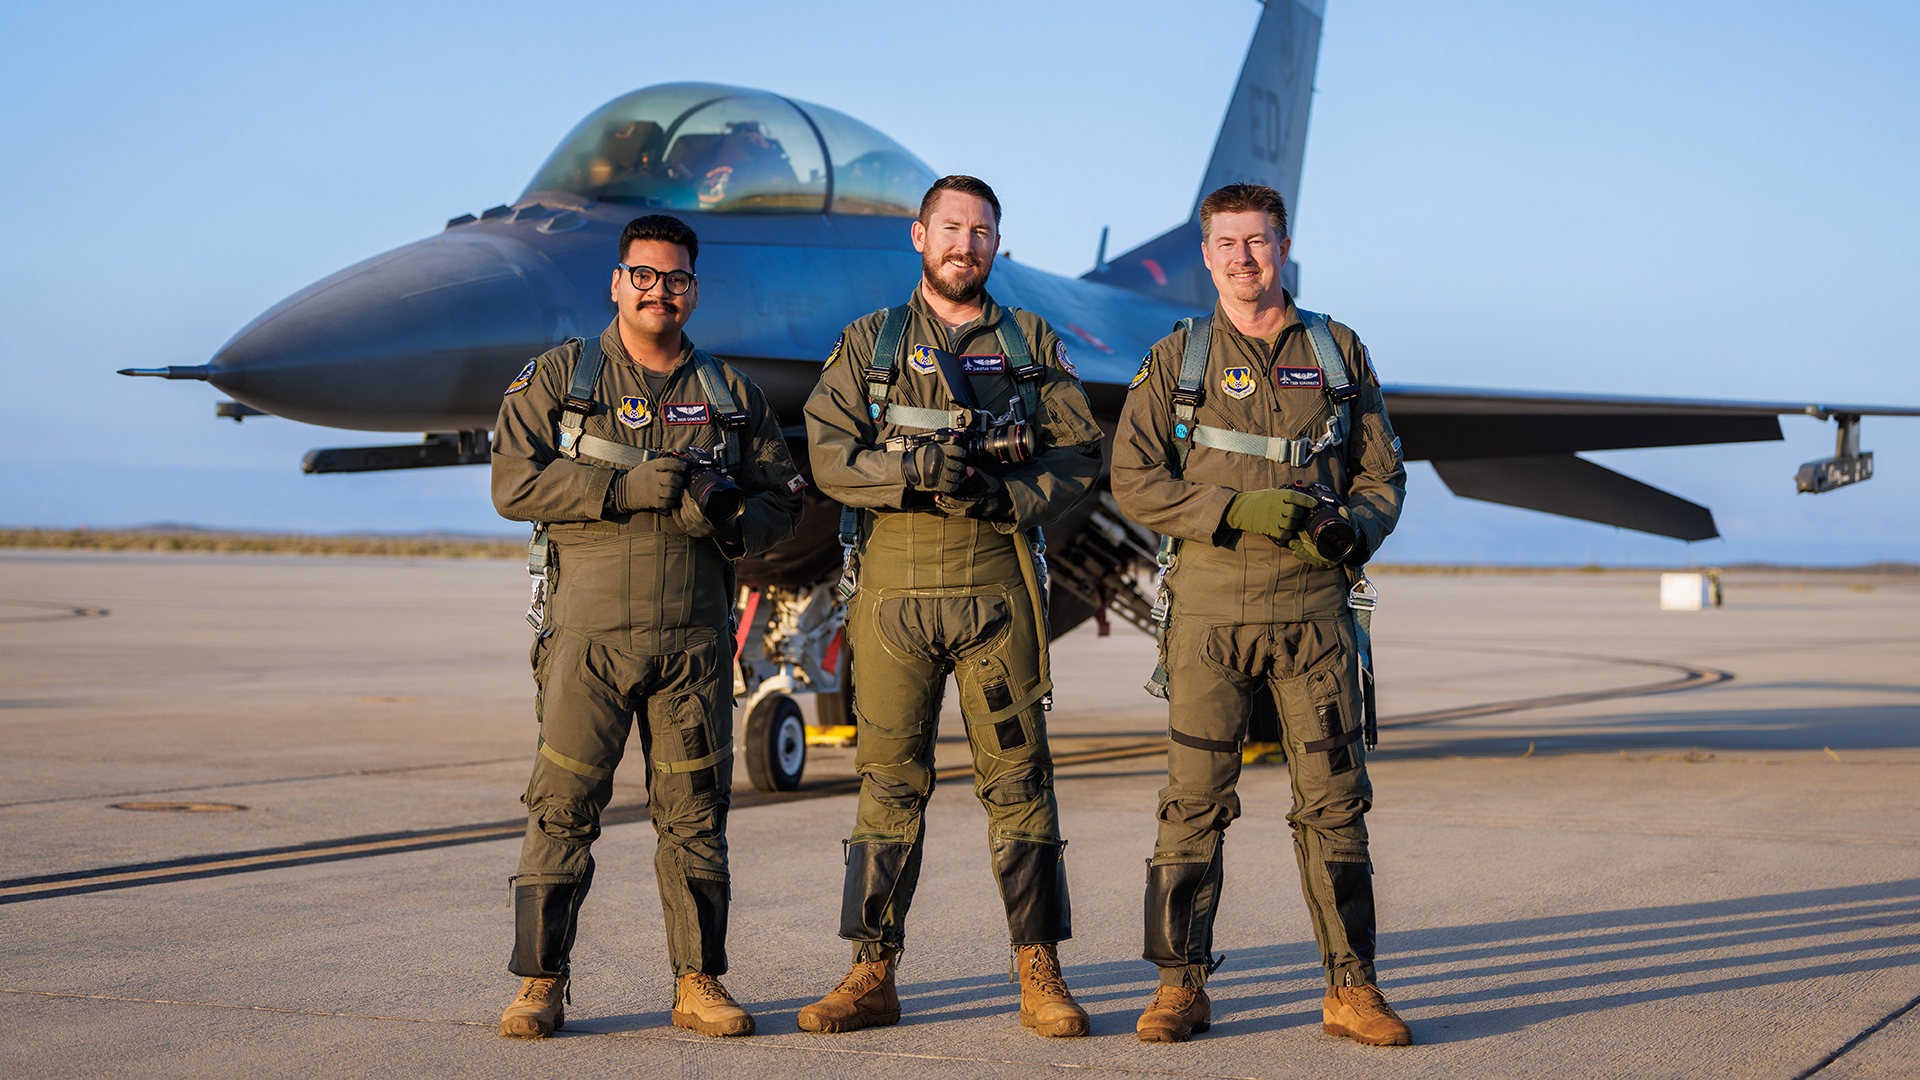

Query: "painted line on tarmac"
<box><xmin>0</xmin><ymin>647</ymin><xmax>1727</xmax><ymax>904</ymax></box>
<box><xmin>0</xmin><ymin>988</ymin><xmax>1267</xmax><ymax>1078</ymax></box>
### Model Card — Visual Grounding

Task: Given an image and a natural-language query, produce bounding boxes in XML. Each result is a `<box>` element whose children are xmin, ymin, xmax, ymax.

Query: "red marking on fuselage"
<box><xmin>1066</xmin><ymin>323</ymin><xmax>1115</xmax><ymax>354</ymax></box>
<box><xmin>1140</xmin><ymin>259</ymin><xmax>1167</xmax><ymax>286</ymax></box>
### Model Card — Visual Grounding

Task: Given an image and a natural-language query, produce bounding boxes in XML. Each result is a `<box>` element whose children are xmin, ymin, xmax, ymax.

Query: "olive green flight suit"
<box><xmin>493</xmin><ymin>321</ymin><xmax>804</xmax><ymax>980</ymax></box>
<box><xmin>804</xmin><ymin>289</ymin><xmax>1103</xmax><ymax>960</ymax></box>
<box><xmin>1111</xmin><ymin>295</ymin><xmax>1405</xmax><ymax>989</ymax></box>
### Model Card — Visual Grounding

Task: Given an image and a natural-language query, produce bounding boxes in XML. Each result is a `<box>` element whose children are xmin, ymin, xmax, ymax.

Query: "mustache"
<box><xmin>942</xmin><ymin>253</ymin><xmax>982</xmax><ymax>269</ymax></box>
<box><xmin>633</xmin><ymin>297</ymin><xmax>680</xmax><ymax>312</ymax></box>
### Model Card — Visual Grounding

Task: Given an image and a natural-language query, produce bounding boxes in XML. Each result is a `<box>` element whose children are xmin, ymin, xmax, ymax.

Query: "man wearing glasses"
<box><xmin>491</xmin><ymin>214</ymin><xmax>804</xmax><ymax>1040</ymax></box>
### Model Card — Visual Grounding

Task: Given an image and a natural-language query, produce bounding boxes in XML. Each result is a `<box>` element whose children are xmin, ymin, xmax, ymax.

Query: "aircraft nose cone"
<box><xmin>210</xmin><ymin>230</ymin><xmax>582</xmax><ymax>431</ymax></box>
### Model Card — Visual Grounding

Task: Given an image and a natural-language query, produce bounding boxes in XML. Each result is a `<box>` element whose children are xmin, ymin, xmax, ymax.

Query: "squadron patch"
<box><xmin>504</xmin><ymin>359</ymin><xmax>536</xmax><ymax>395</ymax></box>
<box><xmin>1054</xmin><ymin>339</ymin><xmax>1077</xmax><ymax>377</ymax></box>
<box><xmin>823</xmin><ymin>333</ymin><xmax>844</xmax><ymax>370</ymax></box>
<box><xmin>618</xmin><ymin>395</ymin><xmax>653</xmax><ymax>429</ymax></box>
<box><xmin>787</xmin><ymin>475</ymin><xmax>808</xmax><ymax>493</ymax></box>
<box><xmin>909</xmin><ymin>344</ymin><xmax>940</xmax><ymax>375</ymax></box>
<box><xmin>1221</xmin><ymin>367</ymin><xmax>1257</xmax><ymax>399</ymax></box>
<box><xmin>1273</xmin><ymin>366</ymin><xmax>1324</xmax><ymax>390</ymax></box>
<box><xmin>664</xmin><ymin>403</ymin><xmax>711</xmax><ymax>425</ymax></box>
<box><xmin>960</xmin><ymin>354</ymin><xmax>1006</xmax><ymax>374</ymax></box>
<box><xmin>1127</xmin><ymin>353</ymin><xmax>1153</xmax><ymax>391</ymax></box>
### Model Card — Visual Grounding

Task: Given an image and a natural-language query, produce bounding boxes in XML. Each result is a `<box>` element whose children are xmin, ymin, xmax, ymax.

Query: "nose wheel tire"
<box><xmin>744</xmin><ymin>694</ymin><xmax>807</xmax><ymax>792</ymax></box>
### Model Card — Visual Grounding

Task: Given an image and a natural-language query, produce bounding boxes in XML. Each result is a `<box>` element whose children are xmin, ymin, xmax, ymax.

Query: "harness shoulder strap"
<box><xmin>1170</xmin><ymin>315</ymin><xmax>1212</xmax><ymax>476</ymax></box>
<box><xmin>556</xmin><ymin>337</ymin><xmax>604</xmax><ymax>459</ymax></box>
<box><xmin>995</xmin><ymin>311</ymin><xmax>1044</xmax><ymax>421</ymax></box>
<box><xmin>1295</xmin><ymin>308</ymin><xmax>1357</xmax><ymax>443</ymax></box>
<box><xmin>691</xmin><ymin>349</ymin><xmax>747</xmax><ymax>471</ymax></box>
<box><xmin>863</xmin><ymin>304</ymin><xmax>912</xmax><ymax>422</ymax></box>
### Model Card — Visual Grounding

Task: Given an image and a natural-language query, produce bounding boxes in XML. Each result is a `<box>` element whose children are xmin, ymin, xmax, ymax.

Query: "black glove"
<box><xmin>936</xmin><ymin>470</ymin><xmax>1011</xmax><ymax>519</ymax></box>
<box><xmin>614</xmin><ymin>456</ymin><xmax>688</xmax><ymax>513</ymax></box>
<box><xmin>675</xmin><ymin>493</ymin><xmax>741</xmax><ymax>540</ymax></box>
<box><xmin>901</xmin><ymin>442</ymin><xmax>968</xmax><ymax>494</ymax></box>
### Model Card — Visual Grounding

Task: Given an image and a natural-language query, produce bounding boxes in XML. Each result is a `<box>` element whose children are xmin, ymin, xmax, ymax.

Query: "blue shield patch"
<box><xmin>618</xmin><ymin>395</ymin><xmax>652</xmax><ymax>429</ymax></box>
<box><xmin>1273</xmin><ymin>366</ymin><xmax>1324</xmax><ymax>390</ymax></box>
<box><xmin>909</xmin><ymin>344</ymin><xmax>940</xmax><ymax>375</ymax></box>
<box><xmin>1221</xmin><ymin>367</ymin><xmax>1256</xmax><ymax>400</ymax></box>
<box><xmin>504</xmin><ymin>359</ymin><xmax>536</xmax><ymax>395</ymax></box>
<box><xmin>664</xmin><ymin>403</ymin><xmax>711</xmax><ymax>425</ymax></box>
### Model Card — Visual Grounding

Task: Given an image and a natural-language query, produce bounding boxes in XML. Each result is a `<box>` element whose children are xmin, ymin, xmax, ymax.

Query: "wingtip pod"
<box><xmin>118</xmin><ymin>366</ymin><xmax>211</xmax><ymax>380</ymax></box>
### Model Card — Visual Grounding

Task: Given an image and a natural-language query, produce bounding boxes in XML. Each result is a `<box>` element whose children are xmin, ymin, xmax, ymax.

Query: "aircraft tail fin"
<box><xmin>1082</xmin><ymin>0</ymin><xmax>1325</xmax><ymax>306</ymax></box>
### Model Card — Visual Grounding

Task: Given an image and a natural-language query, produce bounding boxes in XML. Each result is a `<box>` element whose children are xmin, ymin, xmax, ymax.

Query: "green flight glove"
<box><xmin>936</xmin><ymin>470</ymin><xmax>1011</xmax><ymax>520</ymax></box>
<box><xmin>1224</xmin><ymin>488</ymin><xmax>1318</xmax><ymax>540</ymax></box>
<box><xmin>1288</xmin><ymin>533</ymin><xmax>1343</xmax><ymax>569</ymax></box>
<box><xmin>614</xmin><ymin>456</ymin><xmax>689</xmax><ymax>513</ymax></box>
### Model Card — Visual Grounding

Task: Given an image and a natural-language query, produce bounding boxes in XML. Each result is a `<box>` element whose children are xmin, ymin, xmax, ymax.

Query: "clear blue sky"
<box><xmin>2</xmin><ymin>0</ymin><xmax>1915</xmax><ymax>564</ymax></box>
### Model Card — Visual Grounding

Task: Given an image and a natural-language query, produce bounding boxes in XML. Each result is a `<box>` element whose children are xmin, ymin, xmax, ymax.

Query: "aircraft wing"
<box><xmin>1378</xmin><ymin>385</ymin><xmax>1920</xmax><ymax>541</ymax></box>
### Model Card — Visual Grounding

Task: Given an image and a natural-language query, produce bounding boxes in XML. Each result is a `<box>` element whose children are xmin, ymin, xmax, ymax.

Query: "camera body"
<box><xmin>885</xmin><ymin>398</ymin><xmax>1037</xmax><ymax>470</ymax></box>
<box><xmin>662</xmin><ymin>446</ymin><xmax>744</xmax><ymax>524</ymax></box>
<box><xmin>1287</xmin><ymin>481</ymin><xmax>1359</xmax><ymax>563</ymax></box>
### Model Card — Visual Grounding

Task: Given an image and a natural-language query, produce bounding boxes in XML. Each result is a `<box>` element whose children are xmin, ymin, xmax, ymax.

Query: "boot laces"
<box><xmin>1150</xmin><ymin>984</ymin><xmax>1198</xmax><ymax>1012</ymax></box>
<box><xmin>832</xmin><ymin>961</ymin><xmax>884</xmax><ymax>997</ymax></box>
<box><xmin>519</xmin><ymin>977</ymin><xmax>559</xmax><ymax>1006</ymax></box>
<box><xmin>1342</xmin><ymin>984</ymin><xmax>1395</xmax><ymax>1018</ymax></box>
<box><xmin>686</xmin><ymin>973</ymin><xmax>735</xmax><ymax>1006</ymax></box>
<box><xmin>1021</xmin><ymin>947</ymin><xmax>1071</xmax><ymax>1000</ymax></box>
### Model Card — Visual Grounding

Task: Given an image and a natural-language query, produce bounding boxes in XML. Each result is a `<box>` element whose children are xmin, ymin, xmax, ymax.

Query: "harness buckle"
<box><xmin>1011</xmin><ymin>363</ymin><xmax>1045</xmax><ymax>384</ymax></box>
<box><xmin>1326</xmin><ymin>382</ymin><xmax>1361</xmax><ymax>405</ymax></box>
<box><xmin>717</xmin><ymin>410</ymin><xmax>751</xmax><ymax>430</ymax></box>
<box><xmin>1171</xmin><ymin>385</ymin><xmax>1206</xmax><ymax>409</ymax></box>
<box><xmin>861</xmin><ymin>365</ymin><xmax>899</xmax><ymax>386</ymax></box>
<box><xmin>561</xmin><ymin>394</ymin><xmax>594</xmax><ymax>415</ymax></box>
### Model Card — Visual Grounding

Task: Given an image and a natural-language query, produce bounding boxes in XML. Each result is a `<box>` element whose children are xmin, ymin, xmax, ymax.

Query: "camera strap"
<box><xmin>690</xmin><ymin>349</ymin><xmax>745</xmax><ymax>473</ymax></box>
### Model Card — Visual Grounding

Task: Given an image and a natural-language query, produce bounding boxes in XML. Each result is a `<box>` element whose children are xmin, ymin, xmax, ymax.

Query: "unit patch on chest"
<box><xmin>664</xmin><ymin>403</ymin><xmax>711</xmax><ymax>425</ymax></box>
<box><xmin>1273</xmin><ymin>366</ymin><xmax>1324</xmax><ymax>390</ymax></box>
<box><xmin>909</xmin><ymin>344</ymin><xmax>940</xmax><ymax>375</ymax></box>
<box><xmin>960</xmin><ymin>354</ymin><xmax>1006</xmax><ymax>374</ymax></box>
<box><xmin>618</xmin><ymin>396</ymin><xmax>653</xmax><ymax>429</ymax></box>
<box><xmin>1221</xmin><ymin>367</ymin><xmax>1257</xmax><ymax>400</ymax></box>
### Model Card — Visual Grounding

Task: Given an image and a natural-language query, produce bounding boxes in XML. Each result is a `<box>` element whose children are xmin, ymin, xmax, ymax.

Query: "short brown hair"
<box><xmin>1199</xmin><ymin>183</ymin><xmax>1288</xmax><ymax>241</ymax></box>
<box><xmin>918</xmin><ymin>175</ymin><xmax>1002</xmax><ymax>226</ymax></box>
<box><xmin>619</xmin><ymin>214</ymin><xmax>698</xmax><ymax>269</ymax></box>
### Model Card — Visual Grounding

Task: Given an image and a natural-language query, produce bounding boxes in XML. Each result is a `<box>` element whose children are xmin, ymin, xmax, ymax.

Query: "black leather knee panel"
<box><xmin>840</xmin><ymin>840</ymin><xmax>914</xmax><ymax>942</ymax></box>
<box><xmin>993</xmin><ymin>836</ymin><xmax>1071</xmax><ymax>945</ymax></box>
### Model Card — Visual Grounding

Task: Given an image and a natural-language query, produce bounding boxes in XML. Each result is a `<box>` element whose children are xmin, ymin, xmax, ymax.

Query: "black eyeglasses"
<box><xmin>617</xmin><ymin>263</ymin><xmax>696</xmax><ymax>295</ymax></box>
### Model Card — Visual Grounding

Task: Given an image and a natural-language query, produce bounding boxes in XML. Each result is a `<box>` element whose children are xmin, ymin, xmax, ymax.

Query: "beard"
<box><xmin>922</xmin><ymin>247</ymin><xmax>991</xmax><ymax>305</ymax></box>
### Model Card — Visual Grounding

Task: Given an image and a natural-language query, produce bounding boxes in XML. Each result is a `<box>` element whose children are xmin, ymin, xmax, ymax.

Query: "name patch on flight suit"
<box><xmin>618</xmin><ymin>396</ymin><xmax>653</xmax><ymax>429</ymax></box>
<box><xmin>1273</xmin><ymin>366</ymin><xmax>1324</xmax><ymax>390</ymax></box>
<box><xmin>1221</xmin><ymin>367</ymin><xmax>1257</xmax><ymax>399</ymax></box>
<box><xmin>909</xmin><ymin>344</ymin><xmax>940</xmax><ymax>375</ymax></box>
<box><xmin>504</xmin><ymin>359</ymin><xmax>536</xmax><ymax>395</ymax></box>
<box><xmin>960</xmin><ymin>354</ymin><xmax>1006</xmax><ymax>374</ymax></box>
<box><xmin>1128</xmin><ymin>354</ymin><xmax>1153</xmax><ymax>390</ymax></box>
<box><xmin>664</xmin><ymin>403</ymin><xmax>711</xmax><ymax>425</ymax></box>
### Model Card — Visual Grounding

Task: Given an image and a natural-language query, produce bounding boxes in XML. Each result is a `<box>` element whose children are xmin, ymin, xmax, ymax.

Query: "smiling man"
<box><xmin>799</xmin><ymin>176</ymin><xmax>1104</xmax><ymax>1037</ymax></box>
<box><xmin>1112</xmin><ymin>184</ymin><xmax>1411</xmax><ymax>1046</ymax></box>
<box><xmin>490</xmin><ymin>214</ymin><xmax>803</xmax><ymax>1040</ymax></box>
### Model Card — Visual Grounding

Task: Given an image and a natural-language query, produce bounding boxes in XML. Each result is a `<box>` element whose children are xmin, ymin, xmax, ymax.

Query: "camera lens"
<box><xmin>686</xmin><ymin>467</ymin><xmax>744</xmax><ymax>524</ymax></box>
<box><xmin>1307</xmin><ymin>509</ymin><xmax>1357</xmax><ymax>562</ymax></box>
<box><xmin>977</xmin><ymin>422</ymin><xmax>1036</xmax><ymax>466</ymax></box>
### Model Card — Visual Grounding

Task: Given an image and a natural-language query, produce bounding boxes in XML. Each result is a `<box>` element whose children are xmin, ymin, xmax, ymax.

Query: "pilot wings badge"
<box><xmin>1221</xmin><ymin>367</ymin><xmax>1256</xmax><ymax>400</ymax></box>
<box><xmin>909</xmin><ymin>344</ymin><xmax>940</xmax><ymax>375</ymax></box>
<box><xmin>618</xmin><ymin>395</ymin><xmax>653</xmax><ymax>429</ymax></box>
<box><xmin>504</xmin><ymin>359</ymin><xmax>536</xmax><ymax>395</ymax></box>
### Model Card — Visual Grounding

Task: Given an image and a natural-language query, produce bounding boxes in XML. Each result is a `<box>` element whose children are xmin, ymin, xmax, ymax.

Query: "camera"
<box><xmin>885</xmin><ymin>397</ymin><xmax>1036</xmax><ymax>469</ymax></box>
<box><xmin>1287</xmin><ymin>481</ymin><xmax>1359</xmax><ymax>563</ymax></box>
<box><xmin>664</xmin><ymin>447</ymin><xmax>744</xmax><ymax>524</ymax></box>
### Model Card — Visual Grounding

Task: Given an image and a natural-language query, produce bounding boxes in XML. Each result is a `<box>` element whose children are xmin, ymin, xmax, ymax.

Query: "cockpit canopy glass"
<box><xmin>523</xmin><ymin>82</ymin><xmax>937</xmax><ymax>217</ymax></box>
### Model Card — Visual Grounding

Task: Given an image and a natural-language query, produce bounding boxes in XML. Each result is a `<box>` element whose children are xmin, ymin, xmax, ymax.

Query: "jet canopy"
<box><xmin>523</xmin><ymin>82</ymin><xmax>938</xmax><ymax>216</ymax></box>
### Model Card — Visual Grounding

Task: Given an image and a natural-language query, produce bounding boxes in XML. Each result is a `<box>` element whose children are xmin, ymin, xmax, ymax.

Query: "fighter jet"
<box><xmin>120</xmin><ymin>0</ymin><xmax>1915</xmax><ymax>784</ymax></box>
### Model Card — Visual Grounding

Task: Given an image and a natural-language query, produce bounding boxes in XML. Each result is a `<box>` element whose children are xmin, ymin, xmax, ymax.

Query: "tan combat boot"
<box><xmin>1135</xmin><ymin>984</ymin><xmax>1211</xmax><ymax>1043</ymax></box>
<box><xmin>499</xmin><ymin>975</ymin><xmax>567</xmax><ymax>1038</ymax></box>
<box><xmin>672</xmin><ymin>972</ymin><xmax>756</xmax><ymax>1037</ymax></box>
<box><xmin>1322</xmin><ymin>983</ymin><xmax>1412</xmax><ymax>1046</ymax></box>
<box><xmin>1016</xmin><ymin>944</ymin><xmax>1089</xmax><ymax>1037</ymax></box>
<box><xmin>796</xmin><ymin>948</ymin><xmax>901</xmax><ymax>1033</ymax></box>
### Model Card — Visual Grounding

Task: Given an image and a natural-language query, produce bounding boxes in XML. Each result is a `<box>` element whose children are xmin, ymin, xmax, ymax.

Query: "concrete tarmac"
<box><xmin>2</xmin><ymin>549</ymin><xmax>1916</xmax><ymax>1079</ymax></box>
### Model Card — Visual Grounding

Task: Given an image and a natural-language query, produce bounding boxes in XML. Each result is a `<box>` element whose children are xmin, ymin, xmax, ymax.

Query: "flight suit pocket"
<box><xmin>529</xmin><ymin>633</ymin><xmax>553</xmax><ymax>725</ymax></box>
<box><xmin>548</xmin><ymin>529</ymin><xmax>625</xmax><ymax>638</ymax></box>
<box><xmin>670</xmin><ymin>693</ymin><xmax>720</xmax><ymax>796</ymax></box>
<box><xmin>1300</xmin><ymin>667</ymin><xmax>1358</xmax><ymax>775</ymax></box>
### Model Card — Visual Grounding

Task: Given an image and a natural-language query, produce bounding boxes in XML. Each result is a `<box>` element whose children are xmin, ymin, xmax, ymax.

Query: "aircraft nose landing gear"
<box><xmin>734</xmin><ymin>583</ymin><xmax>848</xmax><ymax>793</ymax></box>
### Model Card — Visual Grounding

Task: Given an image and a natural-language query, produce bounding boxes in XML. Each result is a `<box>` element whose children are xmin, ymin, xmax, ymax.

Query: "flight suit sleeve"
<box><xmin>991</xmin><ymin>315</ymin><xmax>1103</xmax><ymax>534</ymax></box>
<box><xmin>725</xmin><ymin>371</ymin><xmax>805</xmax><ymax>560</ymax></box>
<box><xmin>803</xmin><ymin>314</ymin><xmax>913</xmax><ymax>509</ymax></box>
<box><xmin>491</xmin><ymin>341</ymin><xmax>618</xmax><ymax>523</ymax></box>
<box><xmin>1110</xmin><ymin>329</ymin><xmax>1239</xmax><ymax>543</ymax></box>
<box><xmin>1331</xmin><ymin>327</ymin><xmax>1406</xmax><ymax>559</ymax></box>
